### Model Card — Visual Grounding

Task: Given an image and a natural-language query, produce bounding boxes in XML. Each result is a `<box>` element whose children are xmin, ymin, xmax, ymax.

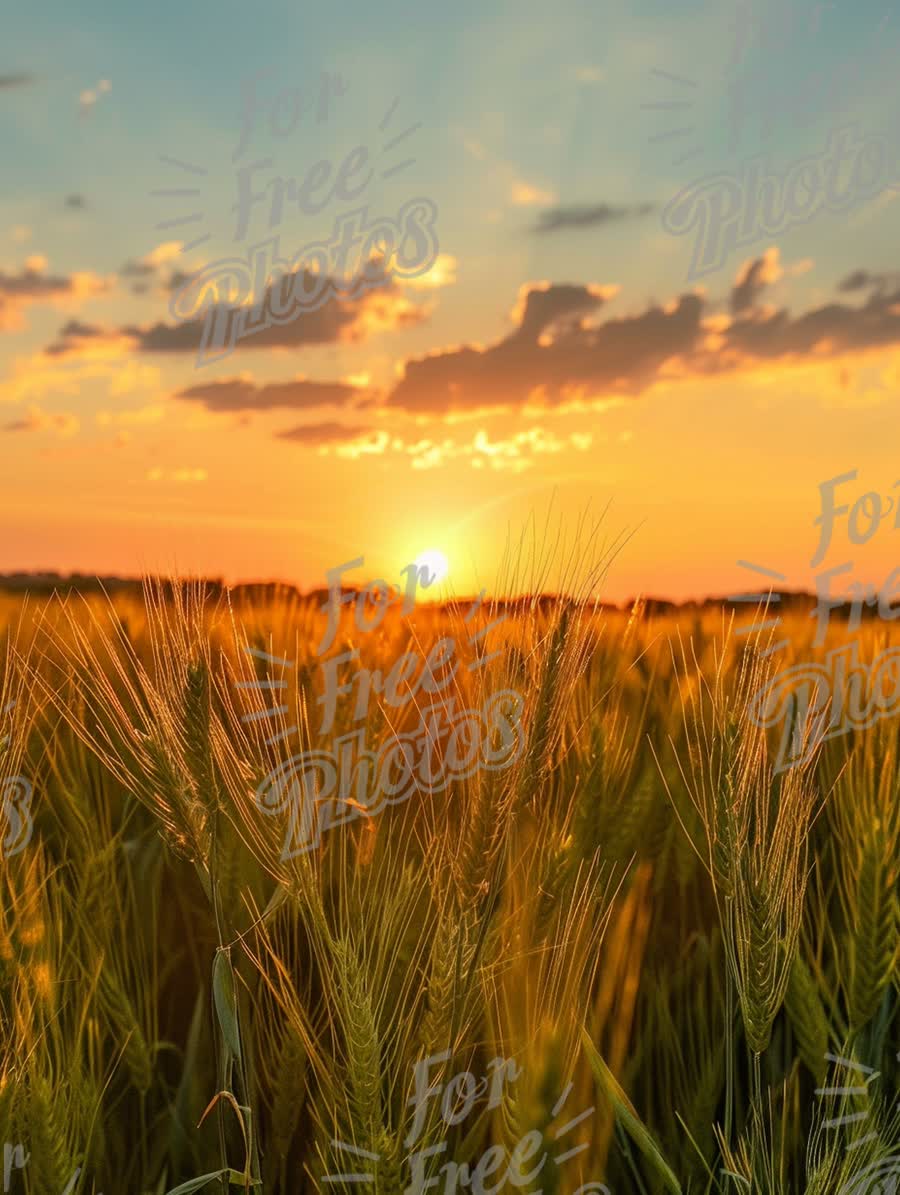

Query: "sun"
<box><xmin>414</xmin><ymin>548</ymin><xmax>450</xmax><ymax>587</ymax></box>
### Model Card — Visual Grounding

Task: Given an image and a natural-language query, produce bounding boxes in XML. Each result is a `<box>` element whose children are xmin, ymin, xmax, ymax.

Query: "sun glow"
<box><xmin>414</xmin><ymin>548</ymin><xmax>450</xmax><ymax>586</ymax></box>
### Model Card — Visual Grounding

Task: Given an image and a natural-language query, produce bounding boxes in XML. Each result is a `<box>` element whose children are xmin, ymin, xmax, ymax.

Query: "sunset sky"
<box><xmin>3</xmin><ymin>0</ymin><xmax>900</xmax><ymax>603</ymax></box>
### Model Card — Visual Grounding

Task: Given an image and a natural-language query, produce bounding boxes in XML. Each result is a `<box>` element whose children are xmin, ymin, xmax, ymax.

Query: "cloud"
<box><xmin>41</xmin><ymin>317</ymin><xmax>135</xmax><ymax>361</ymax></box>
<box><xmin>166</xmin><ymin>269</ymin><xmax>192</xmax><ymax>293</ymax></box>
<box><xmin>1</xmin><ymin>263</ymin><xmax>74</xmax><ymax>299</ymax></box>
<box><xmin>0</xmin><ymin>261</ymin><xmax>109</xmax><ymax>330</ymax></box>
<box><xmin>731</xmin><ymin>248</ymin><xmax>783</xmax><ymax>314</ymax></box>
<box><xmin>65</xmin><ymin>194</ymin><xmax>87</xmax><ymax>210</ymax></box>
<box><xmin>48</xmin><ymin>265</ymin><xmax>426</xmax><ymax>358</ymax></box>
<box><xmin>146</xmin><ymin>242</ymin><xmax>182</xmax><ymax>267</ymax></box>
<box><xmin>839</xmin><ymin>269</ymin><xmax>876</xmax><ymax>292</ymax></box>
<box><xmin>403</xmin><ymin>253</ymin><xmax>458</xmax><ymax>291</ymax></box>
<box><xmin>718</xmin><ymin>290</ymin><xmax>900</xmax><ymax>360</ymax></box>
<box><xmin>295</xmin><ymin>423</ymin><xmax>597</xmax><ymax>470</ymax></box>
<box><xmin>511</xmin><ymin>281</ymin><xmax>618</xmax><ymax>338</ymax></box>
<box><xmin>0</xmin><ymin>74</ymin><xmax>34</xmax><ymax>90</ymax></box>
<box><xmin>329</xmin><ymin>430</ymin><xmax>392</xmax><ymax>459</ymax></box>
<box><xmin>79</xmin><ymin>78</ymin><xmax>111</xmax><ymax>117</ymax></box>
<box><xmin>837</xmin><ymin>268</ymin><xmax>900</xmax><ymax>294</ymax></box>
<box><xmin>276</xmin><ymin>420</ymin><xmax>372</xmax><ymax>444</ymax></box>
<box><xmin>699</xmin><ymin>258</ymin><xmax>900</xmax><ymax>365</ymax></box>
<box><xmin>532</xmin><ymin>202</ymin><xmax>655</xmax><ymax>234</ymax></box>
<box><xmin>404</xmin><ymin>426</ymin><xmax>595</xmax><ymax>472</ymax></box>
<box><xmin>118</xmin><ymin>243</ymin><xmax>186</xmax><ymax>295</ymax></box>
<box><xmin>387</xmin><ymin>279</ymin><xmax>699</xmax><ymax>414</ymax></box>
<box><xmin>511</xmin><ymin>181</ymin><xmax>557</xmax><ymax>207</ymax></box>
<box><xmin>174</xmin><ymin>376</ymin><xmax>370</xmax><ymax>413</ymax></box>
<box><xmin>121</xmin><ymin>242</ymin><xmax>181</xmax><ymax>275</ymax></box>
<box><xmin>55</xmin><ymin>248</ymin><xmax>899</xmax><ymax>463</ymax></box>
<box><xmin>385</xmin><ymin>253</ymin><xmax>900</xmax><ymax>415</ymax></box>
<box><xmin>3</xmin><ymin>406</ymin><xmax>79</xmax><ymax>436</ymax></box>
<box><xmin>54</xmin><ymin>318</ymin><xmax>104</xmax><ymax>340</ymax></box>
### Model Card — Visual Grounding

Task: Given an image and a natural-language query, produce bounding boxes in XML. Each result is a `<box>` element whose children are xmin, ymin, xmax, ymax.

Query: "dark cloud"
<box><xmin>0</xmin><ymin>267</ymin><xmax>107</xmax><ymax>330</ymax></box>
<box><xmin>44</xmin><ymin>319</ymin><xmax>106</xmax><ymax>354</ymax></box>
<box><xmin>119</xmin><ymin>258</ymin><xmax>156</xmax><ymax>297</ymax></box>
<box><xmin>0</xmin><ymin>266</ymin><xmax>77</xmax><ymax>299</ymax></box>
<box><xmin>722</xmin><ymin>285</ymin><xmax>900</xmax><ymax>360</ymax></box>
<box><xmin>387</xmin><ymin>281</ymin><xmax>703</xmax><ymax>413</ymax></box>
<box><xmin>57</xmin><ymin>319</ymin><xmax>102</xmax><ymax>338</ymax></box>
<box><xmin>276</xmin><ymin>421</ymin><xmax>371</xmax><ymax>444</ymax></box>
<box><xmin>130</xmin><ymin>303</ymin><xmax>355</xmax><ymax>354</ymax></box>
<box><xmin>515</xmin><ymin>283</ymin><xmax>607</xmax><ymax>339</ymax></box>
<box><xmin>839</xmin><ymin>269</ymin><xmax>877</xmax><ymax>292</ymax></box>
<box><xmin>117</xmin><ymin>254</ymin><xmax>166</xmax><ymax>297</ymax></box>
<box><xmin>731</xmin><ymin>256</ymin><xmax>774</xmax><ymax>314</ymax></box>
<box><xmin>836</xmin><ymin>269</ymin><xmax>900</xmax><ymax>294</ymax></box>
<box><xmin>175</xmin><ymin>377</ymin><xmax>369</xmax><ymax>413</ymax></box>
<box><xmin>533</xmin><ymin>203</ymin><xmax>655</xmax><ymax>234</ymax></box>
<box><xmin>48</xmin><ymin>262</ymin><xmax>424</xmax><ymax>357</ymax></box>
<box><xmin>166</xmin><ymin>270</ymin><xmax>192</xmax><ymax>293</ymax></box>
<box><xmin>384</xmin><ymin>256</ymin><xmax>900</xmax><ymax>414</ymax></box>
<box><xmin>120</xmin><ymin>259</ymin><xmax>156</xmax><ymax>279</ymax></box>
<box><xmin>0</xmin><ymin>74</ymin><xmax>34</xmax><ymax>90</ymax></box>
<box><xmin>118</xmin><ymin>253</ymin><xmax>170</xmax><ymax>296</ymax></box>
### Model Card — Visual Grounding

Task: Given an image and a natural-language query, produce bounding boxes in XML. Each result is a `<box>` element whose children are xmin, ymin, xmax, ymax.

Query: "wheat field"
<box><xmin>1</xmin><ymin>559</ymin><xmax>899</xmax><ymax>1194</ymax></box>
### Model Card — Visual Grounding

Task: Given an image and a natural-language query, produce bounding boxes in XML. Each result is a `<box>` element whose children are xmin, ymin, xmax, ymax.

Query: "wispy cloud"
<box><xmin>533</xmin><ymin>202</ymin><xmax>655</xmax><ymax>234</ymax></box>
<box><xmin>3</xmin><ymin>406</ymin><xmax>79</xmax><ymax>436</ymax></box>
<box><xmin>0</xmin><ymin>73</ymin><xmax>35</xmax><ymax>90</ymax></box>
<box><xmin>175</xmin><ymin>376</ymin><xmax>372</xmax><ymax>414</ymax></box>
<box><xmin>276</xmin><ymin>420</ymin><xmax>373</xmax><ymax>445</ymax></box>
<box><xmin>731</xmin><ymin>247</ymin><xmax>782</xmax><ymax>314</ymax></box>
<box><xmin>299</xmin><ymin>423</ymin><xmax>597</xmax><ymax>471</ymax></box>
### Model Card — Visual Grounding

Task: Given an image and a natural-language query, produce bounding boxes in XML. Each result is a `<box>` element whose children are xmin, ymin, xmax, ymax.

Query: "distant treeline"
<box><xmin>0</xmin><ymin>571</ymin><xmax>890</xmax><ymax>622</ymax></box>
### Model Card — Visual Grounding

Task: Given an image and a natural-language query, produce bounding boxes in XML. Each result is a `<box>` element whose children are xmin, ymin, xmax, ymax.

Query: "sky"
<box><xmin>2</xmin><ymin>0</ymin><xmax>900</xmax><ymax>603</ymax></box>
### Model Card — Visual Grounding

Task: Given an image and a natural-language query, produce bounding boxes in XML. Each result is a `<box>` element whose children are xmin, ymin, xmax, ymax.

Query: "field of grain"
<box><xmin>1</xmin><ymin>570</ymin><xmax>899</xmax><ymax>1194</ymax></box>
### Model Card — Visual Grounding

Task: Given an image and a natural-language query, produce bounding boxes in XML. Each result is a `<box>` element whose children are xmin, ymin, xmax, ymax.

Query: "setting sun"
<box><xmin>414</xmin><ymin>548</ymin><xmax>449</xmax><ymax>587</ymax></box>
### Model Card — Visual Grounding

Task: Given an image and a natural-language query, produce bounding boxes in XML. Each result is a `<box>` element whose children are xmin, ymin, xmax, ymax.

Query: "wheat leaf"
<box><xmin>212</xmin><ymin>947</ymin><xmax>242</xmax><ymax>1063</ymax></box>
<box><xmin>581</xmin><ymin>1028</ymin><xmax>682</xmax><ymax>1195</ymax></box>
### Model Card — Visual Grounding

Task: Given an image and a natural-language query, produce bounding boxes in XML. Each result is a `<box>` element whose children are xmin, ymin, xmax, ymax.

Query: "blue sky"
<box><xmin>7</xmin><ymin>0</ymin><xmax>898</xmax><ymax>303</ymax></box>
